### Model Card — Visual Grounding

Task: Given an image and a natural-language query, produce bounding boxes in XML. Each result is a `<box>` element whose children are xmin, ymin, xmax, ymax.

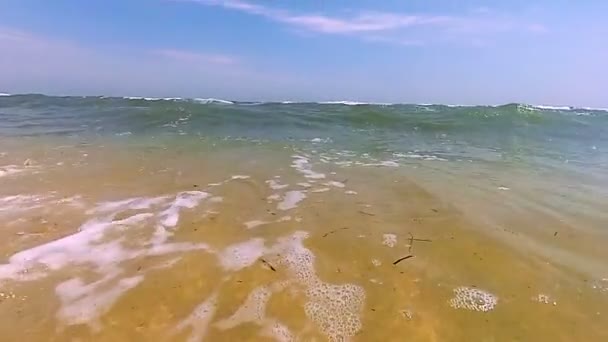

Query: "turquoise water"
<box><xmin>1</xmin><ymin>95</ymin><xmax>606</xmax><ymax>164</ymax></box>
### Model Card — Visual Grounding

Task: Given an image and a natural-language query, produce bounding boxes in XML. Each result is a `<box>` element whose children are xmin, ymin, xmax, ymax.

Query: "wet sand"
<box><xmin>1</xmin><ymin>139</ymin><xmax>607</xmax><ymax>341</ymax></box>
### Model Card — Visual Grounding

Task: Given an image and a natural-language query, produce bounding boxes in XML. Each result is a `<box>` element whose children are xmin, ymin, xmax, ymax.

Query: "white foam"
<box><xmin>297</xmin><ymin>182</ymin><xmax>312</xmax><ymax>188</ymax></box>
<box><xmin>0</xmin><ymin>165</ymin><xmax>26</xmax><ymax>178</ymax></box>
<box><xmin>532</xmin><ymin>293</ymin><xmax>556</xmax><ymax>305</ymax></box>
<box><xmin>124</xmin><ymin>96</ymin><xmax>179</xmax><ymax>101</ymax></box>
<box><xmin>311</xmin><ymin>137</ymin><xmax>332</xmax><ymax>143</ymax></box>
<box><xmin>0</xmin><ymin>93</ymin><xmax>11</xmax><ymax>96</ymax></box>
<box><xmin>532</xmin><ymin>104</ymin><xmax>572</xmax><ymax>110</ymax></box>
<box><xmin>192</xmin><ymin>98</ymin><xmax>234</xmax><ymax>105</ymax></box>
<box><xmin>267</xmin><ymin>231</ymin><xmax>366</xmax><ymax>341</ymax></box>
<box><xmin>216</xmin><ymin>285</ymin><xmax>273</xmax><ymax>330</ymax></box>
<box><xmin>318</xmin><ymin>100</ymin><xmax>392</xmax><ymax>106</ymax></box>
<box><xmin>394</xmin><ymin>153</ymin><xmax>447</xmax><ymax>161</ymax></box>
<box><xmin>449</xmin><ymin>287</ymin><xmax>497</xmax><ymax>312</ymax></box>
<box><xmin>291</xmin><ymin>155</ymin><xmax>325</xmax><ymax>180</ymax></box>
<box><xmin>378</xmin><ymin>160</ymin><xmax>399</xmax><ymax>167</ymax></box>
<box><xmin>55</xmin><ymin>275</ymin><xmax>144</xmax><ymax>329</ymax></box>
<box><xmin>267</xmin><ymin>194</ymin><xmax>281</xmax><ymax>201</ymax></box>
<box><xmin>93</xmin><ymin>196</ymin><xmax>167</xmax><ymax>214</ymax></box>
<box><xmin>311</xmin><ymin>187</ymin><xmax>330</xmax><ymax>193</ymax></box>
<box><xmin>319</xmin><ymin>100</ymin><xmax>367</xmax><ymax>106</ymax></box>
<box><xmin>218</xmin><ymin>238</ymin><xmax>265</xmax><ymax>271</ymax></box>
<box><xmin>159</xmin><ymin>191</ymin><xmax>210</xmax><ymax>228</ymax></box>
<box><xmin>371</xmin><ymin>259</ymin><xmax>382</xmax><ymax>267</ymax></box>
<box><xmin>0</xmin><ymin>189</ymin><xmax>220</xmax><ymax>329</ymax></box>
<box><xmin>231</xmin><ymin>175</ymin><xmax>250</xmax><ymax>180</ymax></box>
<box><xmin>345</xmin><ymin>190</ymin><xmax>358</xmax><ymax>195</ymax></box>
<box><xmin>278</xmin><ymin>216</ymin><xmax>292</xmax><ymax>222</ymax></box>
<box><xmin>175</xmin><ymin>291</ymin><xmax>218</xmax><ymax>342</ymax></box>
<box><xmin>266</xmin><ymin>179</ymin><xmax>288</xmax><ymax>190</ymax></box>
<box><xmin>277</xmin><ymin>191</ymin><xmax>306</xmax><ymax>211</ymax></box>
<box><xmin>261</xmin><ymin>319</ymin><xmax>295</xmax><ymax>342</ymax></box>
<box><xmin>498</xmin><ymin>186</ymin><xmax>510</xmax><ymax>191</ymax></box>
<box><xmin>325</xmin><ymin>181</ymin><xmax>345</xmax><ymax>188</ymax></box>
<box><xmin>245</xmin><ymin>220</ymin><xmax>269</xmax><ymax>229</ymax></box>
<box><xmin>209</xmin><ymin>196</ymin><xmax>223</xmax><ymax>203</ymax></box>
<box><xmin>113</xmin><ymin>213</ymin><xmax>154</xmax><ymax>226</ymax></box>
<box><xmin>0</xmin><ymin>194</ymin><xmax>51</xmax><ymax>214</ymax></box>
<box><xmin>382</xmin><ymin>234</ymin><xmax>397</xmax><ymax>248</ymax></box>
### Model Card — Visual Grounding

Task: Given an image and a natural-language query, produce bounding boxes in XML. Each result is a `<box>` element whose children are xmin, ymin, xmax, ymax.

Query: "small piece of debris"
<box><xmin>400</xmin><ymin>309</ymin><xmax>414</xmax><ymax>320</ymax></box>
<box><xmin>393</xmin><ymin>255</ymin><xmax>414</xmax><ymax>265</ymax></box>
<box><xmin>260</xmin><ymin>258</ymin><xmax>277</xmax><ymax>272</ymax></box>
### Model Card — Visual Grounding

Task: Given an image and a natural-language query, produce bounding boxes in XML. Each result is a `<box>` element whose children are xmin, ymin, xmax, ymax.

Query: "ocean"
<box><xmin>0</xmin><ymin>94</ymin><xmax>607</xmax><ymax>341</ymax></box>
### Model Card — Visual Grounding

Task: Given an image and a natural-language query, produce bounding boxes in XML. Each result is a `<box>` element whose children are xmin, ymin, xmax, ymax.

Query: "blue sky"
<box><xmin>1</xmin><ymin>0</ymin><xmax>607</xmax><ymax>106</ymax></box>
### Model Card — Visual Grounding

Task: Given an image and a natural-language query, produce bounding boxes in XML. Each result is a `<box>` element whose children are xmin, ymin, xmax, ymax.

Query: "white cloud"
<box><xmin>179</xmin><ymin>0</ymin><xmax>548</xmax><ymax>44</ymax></box>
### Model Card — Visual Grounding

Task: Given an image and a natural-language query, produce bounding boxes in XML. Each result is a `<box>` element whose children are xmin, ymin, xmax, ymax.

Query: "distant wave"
<box><xmin>580</xmin><ymin>106</ymin><xmax>608</xmax><ymax>112</ymax></box>
<box><xmin>122</xmin><ymin>96</ymin><xmax>234</xmax><ymax>105</ymax></box>
<box><xmin>123</xmin><ymin>96</ymin><xmax>184</xmax><ymax>101</ymax></box>
<box><xmin>192</xmin><ymin>98</ymin><xmax>234</xmax><ymax>105</ymax></box>
<box><xmin>1</xmin><ymin>94</ymin><xmax>606</xmax><ymax>113</ymax></box>
<box><xmin>318</xmin><ymin>100</ymin><xmax>392</xmax><ymax>106</ymax></box>
<box><xmin>532</xmin><ymin>105</ymin><xmax>573</xmax><ymax>111</ymax></box>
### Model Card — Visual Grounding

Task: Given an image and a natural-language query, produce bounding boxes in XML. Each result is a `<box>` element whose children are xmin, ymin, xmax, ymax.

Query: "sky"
<box><xmin>1</xmin><ymin>0</ymin><xmax>607</xmax><ymax>106</ymax></box>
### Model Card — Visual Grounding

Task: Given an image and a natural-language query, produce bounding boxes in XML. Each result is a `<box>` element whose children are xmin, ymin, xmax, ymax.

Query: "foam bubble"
<box><xmin>268</xmin><ymin>231</ymin><xmax>366</xmax><ymax>341</ymax></box>
<box><xmin>277</xmin><ymin>191</ymin><xmax>306</xmax><ymax>211</ymax></box>
<box><xmin>261</xmin><ymin>319</ymin><xmax>295</xmax><ymax>342</ymax></box>
<box><xmin>532</xmin><ymin>293</ymin><xmax>556</xmax><ymax>305</ymax></box>
<box><xmin>371</xmin><ymin>259</ymin><xmax>382</xmax><ymax>267</ymax></box>
<box><xmin>449</xmin><ymin>287</ymin><xmax>497</xmax><ymax>312</ymax></box>
<box><xmin>304</xmin><ymin>283</ymin><xmax>365</xmax><ymax>341</ymax></box>
<box><xmin>382</xmin><ymin>234</ymin><xmax>397</xmax><ymax>248</ymax></box>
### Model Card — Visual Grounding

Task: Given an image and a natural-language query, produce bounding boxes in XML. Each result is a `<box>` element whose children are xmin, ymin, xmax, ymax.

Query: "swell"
<box><xmin>0</xmin><ymin>95</ymin><xmax>607</xmax><ymax>164</ymax></box>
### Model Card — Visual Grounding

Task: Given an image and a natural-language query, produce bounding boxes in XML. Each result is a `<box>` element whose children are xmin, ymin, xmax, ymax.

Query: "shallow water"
<box><xmin>1</xmin><ymin>96</ymin><xmax>607</xmax><ymax>341</ymax></box>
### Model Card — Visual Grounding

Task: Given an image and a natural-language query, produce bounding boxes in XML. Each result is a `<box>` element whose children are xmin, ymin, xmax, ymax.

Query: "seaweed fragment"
<box><xmin>392</xmin><ymin>255</ymin><xmax>414</xmax><ymax>265</ymax></box>
<box><xmin>260</xmin><ymin>258</ymin><xmax>277</xmax><ymax>272</ymax></box>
